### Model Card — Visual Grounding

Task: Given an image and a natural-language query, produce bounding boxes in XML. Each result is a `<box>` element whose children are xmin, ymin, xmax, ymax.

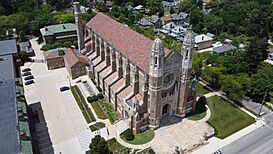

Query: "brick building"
<box><xmin>40</xmin><ymin>23</ymin><xmax>77</xmax><ymax>44</ymax></box>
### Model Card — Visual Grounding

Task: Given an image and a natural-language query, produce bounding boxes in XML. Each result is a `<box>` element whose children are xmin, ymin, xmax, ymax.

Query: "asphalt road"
<box><xmin>221</xmin><ymin>113</ymin><xmax>273</xmax><ymax>154</ymax></box>
<box><xmin>242</xmin><ymin>100</ymin><xmax>271</xmax><ymax>115</ymax></box>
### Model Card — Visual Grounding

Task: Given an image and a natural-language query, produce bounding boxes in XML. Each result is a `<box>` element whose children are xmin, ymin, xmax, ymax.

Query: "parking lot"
<box><xmin>22</xmin><ymin>62</ymin><xmax>92</xmax><ymax>154</ymax></box>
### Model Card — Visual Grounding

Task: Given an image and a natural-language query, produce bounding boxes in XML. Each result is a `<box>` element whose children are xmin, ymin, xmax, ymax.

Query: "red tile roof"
<box><xmin>43</xmin><ymin>51</ymin><xmax>61</xmax><ymax>60</ymax></box>
<box><xmin>111</xmin><ymin>78</ymin><xmax>125</xmax><ymax>91</ymax></box>
<box><xmin>64</xmin><ymin>48</ymin><xmax>89</xmax><ymax>67</ymax></box>
<box><xmin>117</xmin><ymin>86</ymin><xmax>133</xmax><ymax>99</ymax></box>
<box><xmin>87</xmin><ymin>13</ymin><xmax>169</xmax><ymax>73</ymax></box>
<box><xmin>105</xmin><ymin>72</ymin><xmax>118</xmax><ymax>84</ymax></box>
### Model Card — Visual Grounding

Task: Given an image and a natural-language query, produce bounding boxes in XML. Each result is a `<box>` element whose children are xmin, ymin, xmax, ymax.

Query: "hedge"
<box><xmin>121</xmin><ymin>129</ymin><xmax>134</xmax><ymax>141</ymax></box>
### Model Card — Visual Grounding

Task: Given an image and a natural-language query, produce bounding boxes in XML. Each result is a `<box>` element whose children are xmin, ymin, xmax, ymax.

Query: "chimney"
<box><xmin>73</xmin><ymin>2</ymin><xmax>84</xmax><ymax>51</ymax></box>
<box><xmin>202</xmin><ymin>36</ymin><xmax>204</xmax><ymax>40</ymax></box>
<box><xmin>63</xmin><ymin>25</ymin><xmax>66</xmax><ymax>29</ymax></box>
<box><xmin>45</xmin><ymin>27</ymin><xmax>48</xmax><ymax>31</ymax></box>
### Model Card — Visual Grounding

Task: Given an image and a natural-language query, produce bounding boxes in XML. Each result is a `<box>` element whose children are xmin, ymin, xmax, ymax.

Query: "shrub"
<box><xmin>63</xmin><ymin>41</ymin><xmax>72</xmax><ymax>48</ymax></box>
<box><xmin>196</xmin><ymin>96</ymin><xmax>207</xmax><ymax>112</ymax></box>
<box><xmin>87</xmin><ymin>95</ymin><xmax>98</xmax><ymax>103</ymax></box>
<box><xmin>122</xmin><ymin>129</ymin><xmax>134</xmax><ymax>141</ymax></box>
<box><xmin>97</xmin><ymin>93</ymin><xmax>104</xmax><ymax>99</ymax></box>
<box><xmin>97</xmin><ymin>86</ymin><xmax>102</xmax><ymax>92</ymax></box>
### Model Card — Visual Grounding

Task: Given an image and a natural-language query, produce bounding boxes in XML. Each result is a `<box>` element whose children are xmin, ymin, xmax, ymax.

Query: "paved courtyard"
<box><xmin>22</xmin><ymin>62</ymin><xmax>92</xmax><ymax>154</ymax></box>
<box><xmin>150</xmin><ymin>116</ymin><xmax>214</xmax><ymax>154</ymax></box>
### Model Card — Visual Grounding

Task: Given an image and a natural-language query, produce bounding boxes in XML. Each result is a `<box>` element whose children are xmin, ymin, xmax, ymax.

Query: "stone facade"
<box><xmin>83</xmin><ymin>13</ymin><xmax>197</xmax><ymax>133</ymax></box>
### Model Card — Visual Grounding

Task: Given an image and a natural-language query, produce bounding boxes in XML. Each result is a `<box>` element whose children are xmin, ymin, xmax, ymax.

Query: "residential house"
<box><xmin>171</xmin><ymin>12</ymin><xmax>189</xmax><ymax>26</ymax></box>
<box><xmin>194</xmin><ymin>34</ymin><xmax>213</xmax><ymax>50</ymax></box>
<box><xmin>213</xmin><ymin>44</ymin><xmax>237</xmax><ymax>55</ymax></box>
<box><xmin>149</xmin><ymin>15</ymin><xmax>162</xmax><ymax>29</ymax></box>
<box><xmin>161</xmin><ymin>15</ymin><xmax>172</xmax><ymax>25</ymax></box>
<box><xmin>138</xmin><ymin>18</ymin><xmax>154</xmax><ymax>29</ymax></box>
<box><xmin>162</xmin><ymin>0</ymin><xmax>180</xmax><ymax>11</ymax></box>
<box><xmin>40</xmin><ymin>23</ymin><xmax>77</xmax><ymax>44</ymax></box>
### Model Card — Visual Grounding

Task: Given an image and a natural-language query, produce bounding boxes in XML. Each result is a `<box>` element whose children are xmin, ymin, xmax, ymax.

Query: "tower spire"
<box><xmin>149</xmin><ymin>36</ymin><xmax>164</xmax><ymax>77</ymax></box>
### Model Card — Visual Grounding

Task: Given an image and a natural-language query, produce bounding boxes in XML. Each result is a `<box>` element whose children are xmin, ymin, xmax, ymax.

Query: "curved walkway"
<box><xmin>199</xmin><ymin>105</ymin><xmax>211</xmax><ymax>122</ymax></box>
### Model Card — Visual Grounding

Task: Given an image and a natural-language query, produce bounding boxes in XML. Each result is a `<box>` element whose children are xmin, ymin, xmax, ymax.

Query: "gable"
<box><xmin>164</xmin><ymin>51</ymin><xmax>182</xmax><ymax>69</ymax></box>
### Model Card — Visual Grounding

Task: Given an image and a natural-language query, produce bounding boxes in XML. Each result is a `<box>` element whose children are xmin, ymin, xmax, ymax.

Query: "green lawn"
<box><xmin>196</xmin><ymin>83</ymin><xmax>211</xmax><ymax>95</ymax></box>
<box><xmin>187</xmin><ymin>111</ymin><xmax>207</xmax><ymax>121</ymax></box>
<box><xmin>100</xmin><ymin>99</ymin><xmax>118</xmax><ymax>123</ymax></box>
<box><xmin>121</xmin><ymin>129</ymin><xmax>155</xmax><ymax>145</ymax></box>
<box><xmin>71</xmin><ymin>86</ymin><xmax>96</xmax><ymax>123</ymax></box>
<box><xmin>91</xmin><ymin>102</ymin><xmax>107</xmax><ymax>119</ymax></box>
<box><xmin>108</xmin><ymin>138</ymin><xmax>131</xmax><ymax>153</ymax></box>
<box><xmin>89</xmin><ymin>125</ymin><xmax>98</xmax><ymax>132</ymax></box>
<box><xmin>207</xmin><ymin>96</ymin><xmax>255</xmax><ymax>139</ymax></box>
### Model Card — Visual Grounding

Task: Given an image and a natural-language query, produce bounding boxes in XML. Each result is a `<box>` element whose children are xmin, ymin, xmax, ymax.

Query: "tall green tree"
<box><xmin>146</xmin><ymin>0</ymin><xmax>164</xmax><ymax>16</ymax></box>
<box><xmin>243</xmin><ymin>36</ymin><xmax>268</xmax><ymax>72</ymax></box>
<box><xmin>89</xmin><ymin>135</ymin><xmax>110</xmax><ymax>154</ymax></box>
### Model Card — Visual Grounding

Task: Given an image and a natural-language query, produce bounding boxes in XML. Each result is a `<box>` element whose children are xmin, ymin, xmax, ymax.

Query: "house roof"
<box><xmin>87</xmin><ymin>13</ymin><xmax>169</xmax><ymax>73</ymax></box>
<box><xmin>138</xmin><ymin>18</ymin><xmax>153</xmax><ymax>26</ymax></box>
<box><xmin>40</xmin><ymin>23</ymin><xmax>76</xmax><ymax>36</ymax></box>
<box><xmin>149</xmin><ymin>15</ymin><xmax>160</xmax><ymax>24</ymax></box>
<box><xmin>43</xmin><ymin>48</ymin><xmax>89</xmax><ymax>67</ymax></box>
<box><xmin>161</xmin><ymin>15</ymin><xmax>172</xmax><ymax>23</ymax></box>
<box><xmin>0</xmin><ymin>39</ymin><xmax>17</xmax><ymax>56</ymax></box>
<box><xmin>0</xmin><ymin>54</ymin><xmax>20</xmax><ymax>154</ymax></box>
<box><xmin>64</xmin><ymin>48</ymin><xmax>89</xmax><ymax>67</ymax></box>
<box><xmin>194</xmin><ymin>34</ymin><xmax>213</xmax><ymax>43</ymax></box>
<box><xmin>213</xmin><ymin>44</ymin><xmax>237</xmax><ymax>54</ymax></box>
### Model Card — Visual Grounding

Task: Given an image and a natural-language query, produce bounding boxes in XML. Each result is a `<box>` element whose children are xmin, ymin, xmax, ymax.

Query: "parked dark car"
<box><xmin>24</xmin><ymin>75</ymin><xmax>34</xmax><ymax>80</ymax></box>
<box><xmin>60</xmin><ymin>86</ymin><xmax>69</xmax><ymax>92</ymax></box>
<box><xmin>22</xmin><ymin>68</ymin><xmax>31</xmax><ymax>72</ymax></box>
<box><xmin>22</xmin><ymin>72</ymin><xmax>31</xmax><ymax>76</ymax></box>
<box><xmin>25</xmin><ymin>80</ymin><xmax>34</xmax><ymax>85</ymax></box>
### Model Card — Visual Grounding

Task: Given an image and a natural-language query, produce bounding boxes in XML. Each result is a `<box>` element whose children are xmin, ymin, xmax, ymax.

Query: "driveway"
<box><xmin>22</xmin><ymin>63</ymin><xmax>92</xmax><ymax>154</ymax></box>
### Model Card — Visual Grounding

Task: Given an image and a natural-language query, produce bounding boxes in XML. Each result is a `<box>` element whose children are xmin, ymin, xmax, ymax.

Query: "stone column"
<box><xmin>105</xmin><ymin>43</ymin><xmax>111</xmax><ymax>66</ymax></box>
<box><xmin>116</xmin><ymin>53</ymin><xmax>123</xmax><ymax>78</ymax></box>
<box><xmin>132</xmin><ymin>65</ymin><xmax>139</xmax><ymax>95</ymax></box>
<box><xmin>124</xmin><ymin>59</ymin><xmax>130</xmax><ymax>86</ymax></box>
<box><xmin>100</xmin><ymin>38</ymin><xmax>105</xmax><ymax>61</ymax></box>
<box><xmin>91</xmin><ymin>31</ymin><xmax>95</xmax><ymax>53</ymax></box>
<box><xmin>142</xmin><ymin>73</ymin><xmax>149</xmax><ymax>112</ymax></box>
<box><xmin>110</xmin><ymin>47</ymin><xmax>116</xmax><ymax>72</ymax></box>
<box><xmin>73</xmin><ymin>2</ymin><xmax>84</xmax><ymax>50</ymax></box>
<box><xmin>95</xmin><ymin>35</ymin><xmax>100</xmax><ymax>56</ymax></box>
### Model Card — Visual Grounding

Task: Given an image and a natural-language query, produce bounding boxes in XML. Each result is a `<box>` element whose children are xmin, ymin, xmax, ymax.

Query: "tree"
<box><xmin>190</xmin><ymin>6</ymin><xmax>205</xmax><ymax>33</ymax></box>
<box><xmin>192</xmin><ymin>52</ymin><xmax>209</xmax><ymax>78</ymax></box>
<box><xmin>53</xmin><ymin>13</ymin><xmax>74</xmax><ymax>24</ymax></box>
<box><xmin>96</xmin><ymin>1</ymin><xmax>109</xmax><ymax>13</ymax></box>
<box><xmin>201</xmin><ymin>66</ymin><xmax>224</xmax><ymax>89</ymax></box>
<box><xmin>178</xmin><ymin>0</ymin><xmax>193</xmax><ymax>13</ymax></box>
<box><xmin>204</xmin><ymin>14</ymin><xmax>223</xmax><ymax>35</ymax></box>
<box><xmin>170</xmin><ymin>8</ymin><xmax>175</xmax><ymax>14</ymax></box>
<box><xmin>220</xmin><ymin>75</ymin><xmax>246</xmax><ymax>101</ymax></box>
<box><xmin>146</xmin><ymin>0</ymin><xmax>164</xmax><ymax>16</ymax></box>
<box><xmin>121</xmin><ymin>129</ymin><xmax>134</xmax><ymax>141</ymax></box>
<box><xmin>221</xmin><ymin>50</ymin><xmax>248</xmax><ymax>74</ymax></box>
<box><xmin>89</xmin><ymin>135</ymin><xmax>110</xmax><ymax>154</ymax></box>
<box><xmin>196</xmin><ymin>96</ymin><xmax>207</xmax><ymax>112</ymax></box>
<box><xmin>250</xmin><ymin>63</ymin><xmax>273</xmax><ymax>101</ymax></box>
<box><xmin>243</xmin><ymin>36</ymin><xmax>268</xmax><ymax>72</ymax></box>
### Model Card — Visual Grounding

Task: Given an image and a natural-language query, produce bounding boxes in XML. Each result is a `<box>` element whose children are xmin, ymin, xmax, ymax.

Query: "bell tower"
<box><xmin>148</xmin><ymin>36</ymin><xmax>164</xmax><ymax>128</ymax></box>
<box><xmin>177</xmin><ymin>27</ymin><xmax>196</xmax><ymax>117</ymax></box>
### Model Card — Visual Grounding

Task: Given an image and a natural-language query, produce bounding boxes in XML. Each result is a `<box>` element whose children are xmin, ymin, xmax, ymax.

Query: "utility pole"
<box><xmin>258</xmin><ymin>91</ymin><xmax>268</xmax><ymax>117</ymax></box>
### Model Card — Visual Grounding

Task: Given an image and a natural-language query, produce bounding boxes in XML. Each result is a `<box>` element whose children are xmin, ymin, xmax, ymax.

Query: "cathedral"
<box><xmin>73</xmin><ymin>2</ymin><xmax>197</xmax><ymax>133</ymax></box>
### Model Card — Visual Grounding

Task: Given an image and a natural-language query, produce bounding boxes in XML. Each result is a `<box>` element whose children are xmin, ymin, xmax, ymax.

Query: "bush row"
<box><xmin>87</xmin><ymin>93</ymin><xmax>104</xmax><ymax>103</ymax></box>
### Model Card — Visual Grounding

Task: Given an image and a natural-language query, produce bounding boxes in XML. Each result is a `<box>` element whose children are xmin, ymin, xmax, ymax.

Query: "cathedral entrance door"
<box><xmin>162</xmin><ymin>104</ymin><xmax>171</xmax><ymax>116</ymax></box>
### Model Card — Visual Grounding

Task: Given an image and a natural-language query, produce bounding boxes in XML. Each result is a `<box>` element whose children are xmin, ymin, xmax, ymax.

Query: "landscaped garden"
<box><xmin>71</xmin><ymin>86</ymin><xmax>96</xmax><ymax>123</ymax></box>
<box><xmin>90</xmin><ymin>98</ymin><xmax>118</xmax><ymax>123</ymax></box>
<box><xmin>207</xmin><ymin>96</ymin><xmax>255</xmax><ymax>139</ymax></box>
<box><xmin>187</xmin><ymin>111</ymin><xmax>207</xmax><ymax>121</ymax></box>
<box><xmin>89</xmin><ymin>122</ymin><xmax>105</xmax><ymax>132</ymax></box>
<box><xmin>121</xmin><ymin>129</ymin><xmax>155</xmax><ymax>145</ymax></box>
